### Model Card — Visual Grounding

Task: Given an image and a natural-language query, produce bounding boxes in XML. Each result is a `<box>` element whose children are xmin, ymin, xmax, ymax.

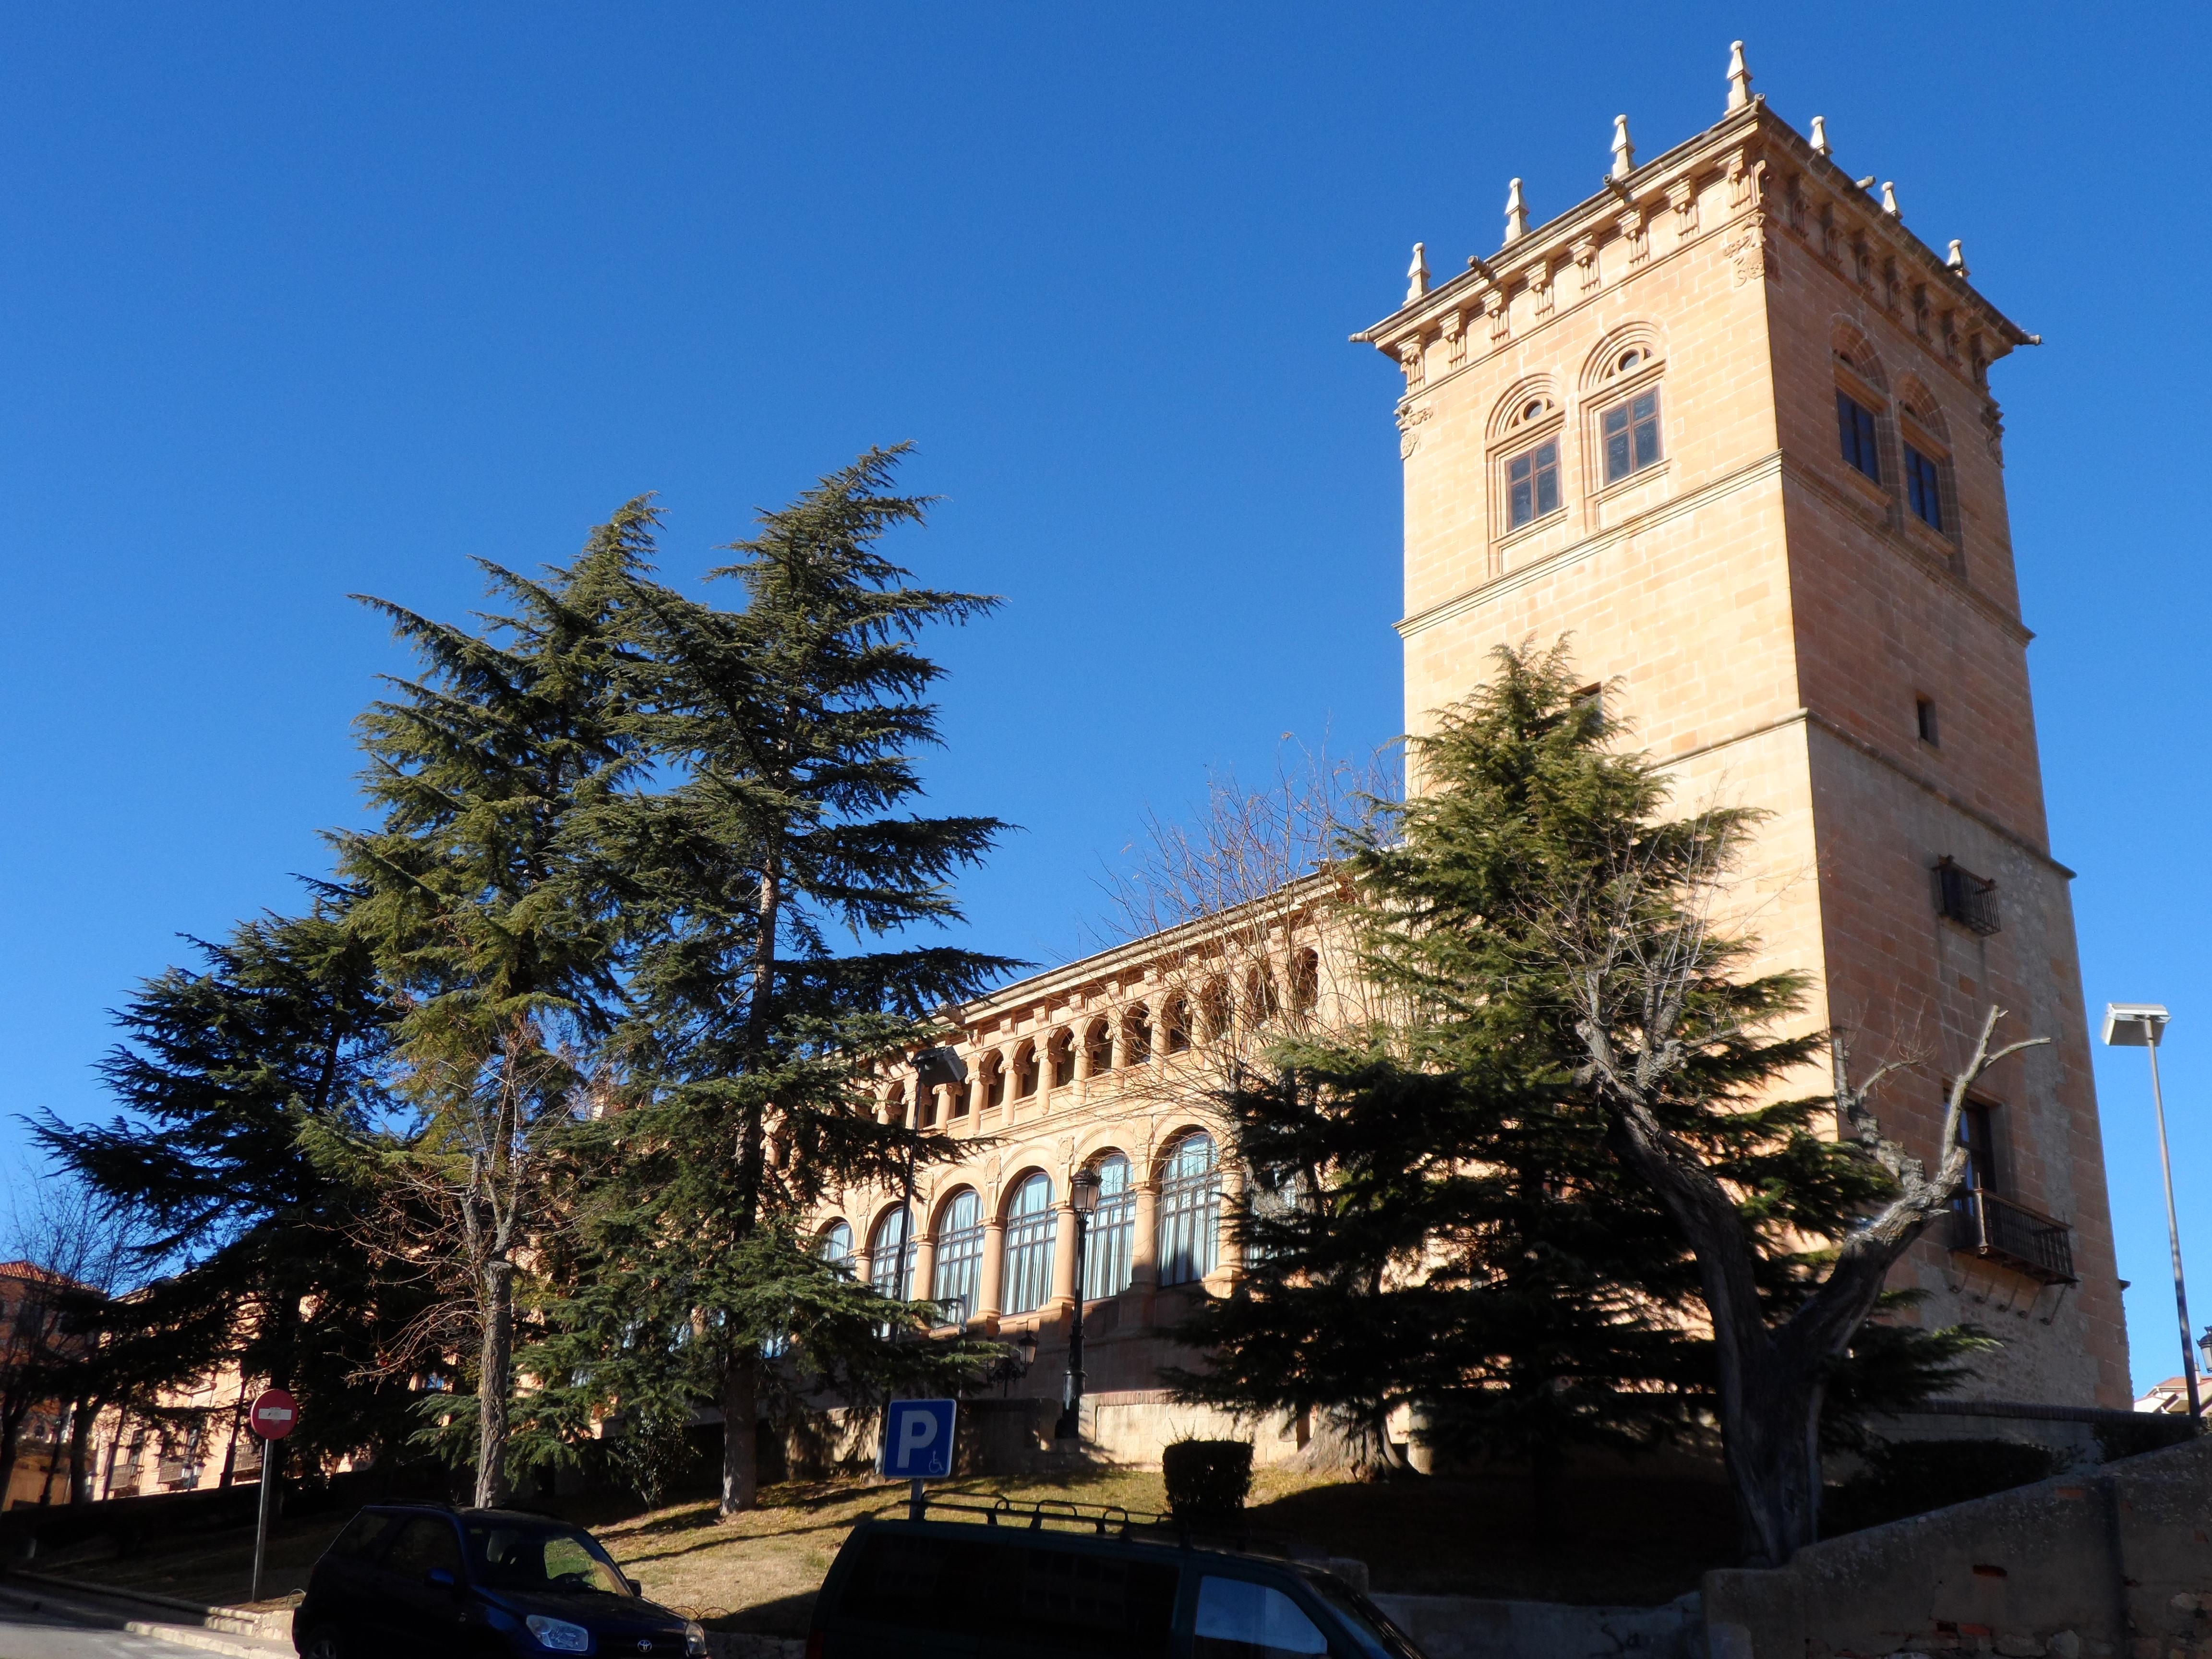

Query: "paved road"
<box><xmin>0</xmin><ymin>1602</ymin><xmax>227</xmax><ymax>1659</ymax></box>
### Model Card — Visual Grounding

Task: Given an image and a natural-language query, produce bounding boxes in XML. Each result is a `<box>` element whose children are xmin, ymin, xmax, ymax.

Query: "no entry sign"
<box><xmin>250</xmin><ymin>1388</ymin><xmax>298</xmax><ymax>1441</ymax></box>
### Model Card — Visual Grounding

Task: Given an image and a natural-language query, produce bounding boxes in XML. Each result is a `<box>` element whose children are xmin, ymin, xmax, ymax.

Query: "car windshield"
<box><xmin>463</xmin><ymin>1521</ymin><xmax>631</xmax><ymax>1597</ymax></box>
<box><xmin>1297</xmin><ymin>1569</ymin><xmax>1428</xmax><ymax>1659</ymax></box>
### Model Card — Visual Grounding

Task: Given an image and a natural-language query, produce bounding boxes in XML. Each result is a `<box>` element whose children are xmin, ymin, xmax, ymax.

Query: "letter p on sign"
<box><xmin>881</xmin><ymin>1399</ymin><xmax>956</xmax><ymax>1479</ymax></box>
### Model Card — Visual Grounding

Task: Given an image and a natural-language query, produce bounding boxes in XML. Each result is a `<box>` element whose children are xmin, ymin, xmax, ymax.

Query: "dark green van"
<box><xmin>805</xmin><ymin>1503</ymin><xmax>1427</xmax><ymax>1659</ymax></box>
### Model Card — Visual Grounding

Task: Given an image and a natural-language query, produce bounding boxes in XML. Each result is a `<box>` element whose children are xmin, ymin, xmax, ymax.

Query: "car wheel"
<box><xmin>298</xmin><ymin>1626</ymin><xmax>348</xmax><ymax>1659</ymax></box>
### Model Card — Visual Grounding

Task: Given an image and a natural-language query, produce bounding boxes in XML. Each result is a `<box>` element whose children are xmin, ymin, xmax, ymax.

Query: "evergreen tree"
<box><xmin>544</xmin><ymin>446</ymin><xmax>1013</xmax><ymax>1516</ymax></box>
<box><xmin>1175</xmin><ymin>643</ymin><xmax>1993</xmax><ymax>1540</ymax></box>
<box><xmin>335</xmin><ymin>507</ymin><xmax>647</xmax><ymax>1507</ymax></box>
<box><xmin>33</xmin><ymin>903</ymin><xmax>416</xmax><ymax>1476</ymax></box>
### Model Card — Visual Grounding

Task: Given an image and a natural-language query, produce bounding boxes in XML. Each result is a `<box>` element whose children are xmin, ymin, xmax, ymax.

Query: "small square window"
<box><xmin>1915</xmin><ymin>697</ymin><xmax>1938</xmax><ymax>746</ymax></box>
<box><xmin>1603</xmin><ymin>391</ymin><xmax>1661</xmax><ymax>483</ymax></box>
<box><xmin>1905</xmin><ymin>443</ymin><xmax>1944</xmax><ymax>530</ymax></box>
<box><xmin>1837</xmin><ymin>390</ymin><xmax>1881</xmax><ymax>482</ymax></box>
<box><xmin>1507</xmin><ymin>439</ymin><xmax>1560</xmax><ymax>529</ymax></box>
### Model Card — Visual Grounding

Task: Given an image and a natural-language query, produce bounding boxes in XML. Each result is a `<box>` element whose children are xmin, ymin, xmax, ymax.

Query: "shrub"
<box><xmin>1825</xmin><ymin>1438</ymin><xmax>2062</xmax><ymax>1535</ymax></box>
<box><xmin>1163</xmin><ymin>1438</ymin><xmax>1254</xmax><ymax>1520</ymax></box>
<box><xmin>2094</xmin><ymin>1413</ymin><xmax>2196</xmax><ymax>1464</ymax></box>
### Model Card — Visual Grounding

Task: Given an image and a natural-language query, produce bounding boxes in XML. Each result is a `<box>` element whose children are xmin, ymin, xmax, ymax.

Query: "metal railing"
<box><xmin>1935</xmin><ymin>858</ymin><xmax>2002</xmax><ymax>936</ymax></box>
<box><xmin>1949</xmin><ymin>1188</ymin><xmax>2075</xmax><ymax>1284</ymax></box>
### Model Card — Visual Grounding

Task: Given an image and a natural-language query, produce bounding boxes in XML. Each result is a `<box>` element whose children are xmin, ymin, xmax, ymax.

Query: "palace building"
<box><xmin>813</xmin><ymin>45</ymin><xmax>2130</xmax><ymax>1465</ymax></box>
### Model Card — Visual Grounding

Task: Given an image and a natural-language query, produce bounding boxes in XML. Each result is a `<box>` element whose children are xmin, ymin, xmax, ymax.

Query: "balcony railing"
<box><xmin>1935</xmin><ymin>858</ymin><xmax>2002</xmax><ymax>936</ymax></box>
<box><xmin>1948</xmin><ymin>1188</ymin><xmax>2075</xmax><ymax>1284</ymax></box>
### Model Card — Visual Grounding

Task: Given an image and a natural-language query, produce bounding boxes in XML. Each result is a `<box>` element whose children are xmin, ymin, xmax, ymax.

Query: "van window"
<box><xmin>1194</xmin><ymin>1575</ymin><xmax>1328</xmax><ymax>1658</ymax></box>
<box><xmin>382</xmin><ymin>1516</ymin><xmax>464</xmax><ymax>1580</ymax></box>
<box><xmin>839</xmin><ymin>1530</ymin><xmax>1178</xmax><ymax>1655</ymax></box>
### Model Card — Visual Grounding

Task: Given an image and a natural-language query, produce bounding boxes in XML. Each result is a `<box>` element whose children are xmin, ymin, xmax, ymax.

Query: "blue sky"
<box><xmin>1</xmin><ymin>3</ymin><xmax>2206</xmax><ymax>1397</ymax></box>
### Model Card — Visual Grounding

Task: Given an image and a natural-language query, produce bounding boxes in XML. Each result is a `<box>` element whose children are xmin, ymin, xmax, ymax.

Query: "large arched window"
<box><xmin>931</xmin><ymin>1190</ymin><xmax>985</xmax><ymax>1325</ymax></box>
<box><xmin>1163</xmin><ymin>995</ymin><xmax>1192</xmax><ymax>1055</ymax></box>
<box><xmin>1157</xmin><ymin>1133</ymin><xmax>1222</xmax><ymax>1288</ymax></box>
<box><xmin>817</xmin><ymin>1221</ymin><xmax>855</xmax><ymax>1276</ymax></box>
<box><xmin>1082</xmin><ymin>1154</ymin><xmax>1136</xmax><ymax>1303</ymax></box>
<box><xmin>869</xmin><ymin>1207</ymin><xmax>915</xmax><ymax>1301</ymax></box>
<box><xmin>1000</xmin><ymin>1173</ymin><xmax>1058</xmax><ymax>1315</ymax></box>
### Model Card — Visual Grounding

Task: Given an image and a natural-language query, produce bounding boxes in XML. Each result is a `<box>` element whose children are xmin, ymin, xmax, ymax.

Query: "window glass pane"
<box><xmin>1838</xmin><ymin>391</ymin><xmax>1880</xmax><ymax>481</ymax></box>
<box><xmin>384</xmin><ymin>1517</ymin><xmax>463</xmax><ymax>1579</ymax></box>
<box><xmin>870</xmin><ymin>1208</ymin><xmax>914</xmax><ymax>1299</ymax></box>
<box><xmin>932</xmin><ymin>1190</ymin><xmax>985</xmax><ymax>1323</ymax></box>
<box><xmin>1157</xmin><ymin>1134</ymin><xmax>1221</xmax><ymax>1287</ymax></box>
<box><xmin>1906</xmin><ymin>445</ymin><xmax>1943</xmax><ymax>529</ymax></box>
<box><xmin>1603</xmin><ymin>403</ymin><xmax>1630</xmax><ymax>481</ymax></box>
<box><xmin>1508</xmin><ymin>452</ymin><xmax>1530</xmax><ymax>482</ymax></box>
<box><xmin>1509</xmin><ymin>475</ymin><xmax>1532</xmax><ymax>528</ymax></box>
<box><xmin>1002</xmin><ymin>1173</ymin><xmax>1057</xmax><ymax>1314</ymax></box>
<box><xmin>1194</xmin><ymin>1576</ymin><xmax>1329</xmax><ymax>1657</ymax></box>
<box><xmin>1632</xmin><ymin>393</ymin><xmax>1660</xmax><ymax>470</ymax></box>
<box><xmin>1083</xmin><ymin>1155</ymin><xmax>1137</xmax><ymax>1301</ymax></box>
<box><xmin>1533</xmin><ymin>441</ymin><xmax>1559</xmax><ymax>516</ymax></box>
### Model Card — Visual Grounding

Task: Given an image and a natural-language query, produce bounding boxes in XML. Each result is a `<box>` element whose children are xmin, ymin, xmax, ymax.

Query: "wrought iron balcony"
<box><xmin>1935</xmin><ymin>857</ymin><xmax>2002</xmax><ymax>936</ymax></box>
<box><xmin>1948</xmin><ymin>1188</ymin><xmax>2075</xmax><ymax>1284</ymax></box>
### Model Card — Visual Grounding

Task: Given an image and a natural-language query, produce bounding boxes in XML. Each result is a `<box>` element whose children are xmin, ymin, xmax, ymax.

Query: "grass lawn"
<box><xmin>37</xmin><ymin>1464</ymin><xmax>1740</xmax><ymax>1634</ymax></box>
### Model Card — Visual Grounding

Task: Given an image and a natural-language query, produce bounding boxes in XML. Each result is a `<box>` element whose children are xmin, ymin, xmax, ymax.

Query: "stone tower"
<box><xmin>1358</xmin><ymin>49</ymin><xmax>2128</xmax><ymax>1407</ymax></box>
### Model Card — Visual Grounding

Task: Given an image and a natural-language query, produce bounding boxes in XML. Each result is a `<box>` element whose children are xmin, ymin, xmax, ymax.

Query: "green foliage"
<box><xmin>2093</xmin><ymin>1412</ymin><xmax>2196</xmax><ymax>1462</ymax></box>
<box><xmin>34</xmin><ymin>903</ymin><xmax>424</xmax><ymax>1468</ymax></box>
<box><xmin>1162</xmin><ymin>1438</ymin><xmax>1254</xmax><ymax>1519</ymax></box>
<box><xmin>1824</xmin><ymin>1438</ymin><xmax>2063</xmax><ymax>1534</ymax></box>
<box><xmin>1174</xmin><ymin>642</ymin><xmax>1987</xmax><ymax>1480</ymax></box>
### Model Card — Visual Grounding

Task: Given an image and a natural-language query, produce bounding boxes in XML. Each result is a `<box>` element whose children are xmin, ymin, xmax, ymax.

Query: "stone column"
<box><xmin>1049</xmin><ymin>1196</ymin><xmax>1080</xmax><ymax>1312</ymax></box>
<box><xmin>911</xmin><ymin>1221</ymin><xmax>939</xmax><ymax>1317</ymax></box>
<box><xmin>1130</xmin><ymin>1178</ymin><xmax>1161</xmax><ymax>1324</ymax></box>
<box><xmin>977</xmin><ymin>1215</ymin><xmax>1007</xmax><ymax>1323</ymax></box>
<box><xmin>1213</xmin><ymin>1161</ymin><xmax>1246</xmax><ymax>1288</ymax></box>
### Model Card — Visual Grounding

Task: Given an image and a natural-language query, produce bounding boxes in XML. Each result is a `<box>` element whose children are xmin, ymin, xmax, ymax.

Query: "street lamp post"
<box><xmin>2104</xmin><ymin>1002</ymin><xmax>2200</xmax><ymax>1422</ymax></box>
<box><xmin>1057</xmin><ymin>1168</ymin><xmax>1100</xmax><ymax>1443</ymax></box>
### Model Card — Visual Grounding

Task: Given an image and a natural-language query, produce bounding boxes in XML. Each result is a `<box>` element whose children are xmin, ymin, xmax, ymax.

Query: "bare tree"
<box><xmin>324</xmin><ymin>1018</ymin><xmax>587</xmax><ymax>1506</ymax></box>
<box><xmin>0</xmin><ymin>1171</ymin><xmax>153</xmax><ymax>1505</ymax></box>
<box><xmin>1097</xmin><ymin>742</ymin><xmax>1401</xmax><ymax>1098</ymax></box>
<box><xmin>1544</xmin><ymin>810</ymin><xmax>2045</xmax><ymax>1563</ymax></box>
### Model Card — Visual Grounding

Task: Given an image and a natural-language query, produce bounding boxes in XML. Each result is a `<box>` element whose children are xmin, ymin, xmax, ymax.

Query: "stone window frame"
<box><xmin>1156</xmin><ymin>1130</ymin><xmax>1223</xmax><ymax>1288</ymax></box>
<box><xmin>1487</xmin><ymin>380</ymin><xmax>1569</xmax><ymax>552</ymax></box>
<box><xmin>1081</xmin><ymin>1152</ymin><xmax>1138</xmax><ymax>1303</ymax></box>
<box><xmin>930</xmin><ymin>1187</ymin><xmax>986</xmax><ymax>1325</ymax></box>
<box><xmin>999</xmin><ymin>1171</ymin><xmax>1058</xmax><ymax>1315</ymax></box>
<box><xmin>1894</xmin><ymin>377</ymin><xmax>1964</xmax><ymax>570</ymax></box>
<box><xmin>1580</xmin><ymin>331</ymin><xmax>1670</xmax><ymax>502</ymax></box>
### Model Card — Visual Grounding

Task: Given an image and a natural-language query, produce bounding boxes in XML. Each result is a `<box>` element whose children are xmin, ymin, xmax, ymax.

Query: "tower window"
<box><xmin>1837</xmin><ymin>391</ymin><xmax>1881</xmax><ymax>482</ymax></box>
<box><xmin>1915</xmin><ymin>696</ymin><xmax>1939</xmax><ymax>746</ymax></box>
<box><xmin>1602</xmin><ymin>390</ymin><xmax>1661</xmax><ymax>482</ymax></box>
<box><xmin>1958</xmin><ymin>1101</ymin><xmax>2001</xmax><ymax>1196</ymax></box>
<box><xmin>1507</xmin><ymin>439</ymin><xmax>1561</xmax><ymax>528</ymax></box>
<box><xmin>1905</xmin><ymin>443</ymin><xmax>1944</xmax><ymax>530</ymax></box>
<box><xmin>1934</xmin><ymin>857</ymin><xmax>2001</xmax><ymax>936</ymax></box>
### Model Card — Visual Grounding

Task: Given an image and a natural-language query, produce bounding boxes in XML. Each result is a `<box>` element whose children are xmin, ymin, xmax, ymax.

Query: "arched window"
<box><xmin>1013</xmin><ymin>1040</ymin><xmax>1039</xmax><ymax>1099</ymax></box>
<box><xmin>1082</xmin><ymin>1154</ymin><xmax>1136</xmax><ymax>1303</ymax></box>
<box><xmin>1047</xmin><ymin>1030</ymin><xmax>1076</xmax><ymax>1090</ymax></box>
<box><xmin>1000</xmin><ymin>1173</ymin><xmax>1058</xmax><ymax>1315</ymax></box>
<box><xmin>1164</xmin><ymin>995</ymin><xmax>1192</xmax><ymax>1055</ymax></box>
<box><xmin>1289</xmin><ymin>948</ymin><xmax>1320</xmax><ymax>1014</ymax></box>
<box><xmin>1157</xmin><ymin>1133</ymin><xmax>1222</xmax><ymax>1287</ymax></box>
<box><xmin>869</xmin><ymin>1207</ymin><xmax>915</xmax><ymax>1301</ymax></box>
<box><xmin>980</xmin><ymin>1053</ymin><xmax>1006</xmax><ymax>1111</ymax></box>
<box><xmin>1123</xmin><ymin>1005</ymin><xmax>1153</xmax><ymax>1066</ymax></box>
<box><xmin>817</xmin><ymin>1221</ymin><xmax>855</xmax><ymax>1276</ymax></box>
<box><xmin>1084</xmin><ymin>1019</ymin><xmax>1114</xmax><ymax>1077</ymax></box>
<box><xmin>931</xmin><ymin>1190</ymin><xmax>984</xmax><ymax>1325</ymax></box>
<box><xmin>1244</xmin><ymin>966</ymin><xmax>1279</xmax><ymax>1025</ymax></box>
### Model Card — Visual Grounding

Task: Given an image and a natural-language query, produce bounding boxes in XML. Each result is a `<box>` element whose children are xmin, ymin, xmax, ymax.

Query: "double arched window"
<box><xmin>1082</xmin><ymin>1154</ymin><xmax>1136</xmax><ymax>1303</ymax></box>
<box><xmin>931</xmin><ymin>1190</ymin><xmax>984</xmax><ymax>1325</ymax></box>
<box><xmin>869</xmin><ymin>1207</ymin><xmax>915</xmax><ymax>1300</ymax></box>
<box><xmin>1157</xmin><ymin>1133</ymin><xmax>1222</xmax><ymax>1287</ymax></box>
<box><xmin>1001</xmin><ymin>1173</ymin><xmax>1058</xmax><ymax>1315</ymax></box>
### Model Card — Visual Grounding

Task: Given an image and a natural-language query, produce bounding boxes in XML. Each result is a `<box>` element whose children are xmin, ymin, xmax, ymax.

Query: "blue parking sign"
<box><xmin>882</xmin><ymin>1398</ymin><xmax>957</xmax><ymax>1479</ymax></box>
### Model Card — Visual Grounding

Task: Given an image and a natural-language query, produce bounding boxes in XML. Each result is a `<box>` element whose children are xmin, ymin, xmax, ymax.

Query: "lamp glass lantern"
<box><xmin>1014</xmin><ymin>1328</ymin><xmax>1039</xmax><ymax>1371</ymax></box>
<box><xmin>1071</xmin><ymin>1167</ymin><xmax>1101</xmax><ymax>1217</ymax></box>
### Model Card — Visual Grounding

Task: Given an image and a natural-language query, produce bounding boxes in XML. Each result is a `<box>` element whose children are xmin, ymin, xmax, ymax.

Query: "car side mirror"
<box><xmin>625</xmin><ymin>1578</ymin><xmax>645</xmax><ymax>1597</ymax></box>
<box><xmin>427</xmin><ymin>1568</ymin><xmax>457</xmax><ymax>1591</ymax></box>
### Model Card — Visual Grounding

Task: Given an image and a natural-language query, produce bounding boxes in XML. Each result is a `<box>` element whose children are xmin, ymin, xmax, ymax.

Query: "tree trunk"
<box><xmin>1714</xmin><ymin>1347</ymin><xmax>1821</xmax><ymax>1565</ymax></box>
<box><xmin>720</xmin><ymin>1355</ymin><xmax>759</xmax><ymax>1517</ymax></box>
<box><xmin>67</xmin><ymin>1398</ymin><xmax>96</xmax><ymax>1505</ymax></box>
<box><xmin>36</xmin><ymin>1404</ymin><xmax>68</xmax><ymax>1504</ymax></box>
<box><xmin>475</xmin><ymin>1256</ymin><xmax>515</xmax><ymax>1509</ymax></box>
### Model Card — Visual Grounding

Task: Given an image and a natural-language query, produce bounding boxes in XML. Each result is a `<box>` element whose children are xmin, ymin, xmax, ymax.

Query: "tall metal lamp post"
<box><xmin>1057</xmin><ymin>1167</ymin><xmax>1100</xmax><ymax>1443</ymax></box>
<box><xmin>2104</xmin><ymin>1002</ymin><xmax>2200</xmax><ymax>1421</ymax></box>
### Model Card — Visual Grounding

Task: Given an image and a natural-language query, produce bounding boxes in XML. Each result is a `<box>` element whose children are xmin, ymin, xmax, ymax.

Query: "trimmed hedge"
<box><xmin>1163</xmin><ymin>1439</ymin><xmax>1254</xmax><ymax>1520</ymax></box>
<box><xmin>1825</xmin><ymin>1438</ymin><xmax>2062</xmax><ymax>1535</ymax></box>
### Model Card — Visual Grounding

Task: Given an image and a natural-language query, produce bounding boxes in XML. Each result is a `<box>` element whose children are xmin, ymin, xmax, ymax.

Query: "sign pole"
<box><xmin>251</xmin><ymin>1433</ymin><xmax>276</xmax><ymax>1603</ymax></box>
<box><xmin>909</xmin><ymin>1476</ymin><xmax>925</xmax><ymax>1522</ymax></box>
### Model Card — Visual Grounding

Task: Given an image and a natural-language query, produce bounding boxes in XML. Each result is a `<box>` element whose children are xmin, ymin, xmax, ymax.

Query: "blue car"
<box><xmin>292</xmin><ymin>1504</ymin><xmax>707</xmax><ymax>1658</ymax></box>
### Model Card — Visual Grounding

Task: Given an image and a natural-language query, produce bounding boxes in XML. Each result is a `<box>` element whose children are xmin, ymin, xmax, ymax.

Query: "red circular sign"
<box><xmin>250</xmin><ymin>1388</ymin><xmax>299</xmax><ymax>1441</ymax></box>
